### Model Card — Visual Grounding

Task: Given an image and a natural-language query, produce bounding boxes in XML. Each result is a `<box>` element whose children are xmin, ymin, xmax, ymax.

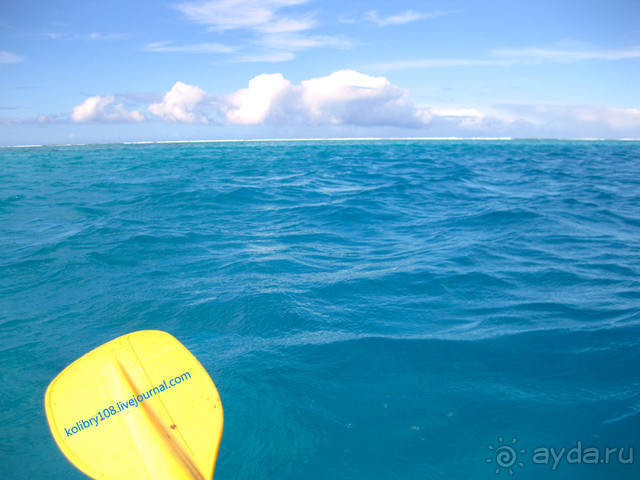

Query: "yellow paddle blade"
<box><xmin>44</xmin><ymin>330</ymin><xmax>223</xmax><ymax>480</ymax></box>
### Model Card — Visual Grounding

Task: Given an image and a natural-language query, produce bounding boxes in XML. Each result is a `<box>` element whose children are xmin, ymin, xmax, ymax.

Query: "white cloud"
<box><xmin>364</xmin><ymin>10</ymin><xmax>446</xmax><ymax>26</ymax></box>
<box><xmin>71</xmin><ymin>96</ymin><xmax>144</xmax><ymax>123</ymax></box>
<box><xmin>298</xmin><ymin>70</ymin><xmax>426</xmax><ymax>126</ymax></box>
<box><xmin>215</xmin><ymin>71</ymin><xmax>640</xmax><ymax>134</ymax></box>
<box><xmin>59</xmin><ymin>71</ymin><xmax>640</xmax><ymax>137</ymax></box>
<box><xmin>220</xmin><ymin>69</ymin><xmax>431</xmax><ymax>127</ymax></box>
<box><xmin>0</xmin><ymin>51</ymin><xmax>23</xmax><ymax>64</ymax></box>
<box><xmin>174</xmin><ymin>0</ymin><xmax>350</xmax><ymax>61</ymax></box>
<box><xmin>143</xmin><ymin>71</ymin><xmax>502</xmax><ymax>130</ymax></box>
<box><xmin>148</xmin><ymin>81</ymin><xmax>209</xmax><ymax>123</ymax></box>
<box><xmin>223</xmin><ymin>73</ymin><xmax>292</xmax><ymax>125</ymax></box>
<box><xmin>176</xmin><ymin>0</ymin><xmax>310</xmax><ymax>31</ymax></box>
<box><xmin>145</xmin><ymin>41</ymin><xmax>236</xmax><ymax>53</ymax></box>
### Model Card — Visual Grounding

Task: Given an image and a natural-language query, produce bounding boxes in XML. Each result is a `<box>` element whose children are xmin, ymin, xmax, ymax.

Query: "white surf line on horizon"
<box><xmin>4</xmin><ymin>137</ymin><xmax>640</xmax><ymax>148</ymax></box>
<box><xmin>2</xmin><ymin>144</ymin><xmax>44</xmax><ymax>148</ymax></box>
<box><xmin>122</xmin><ymin>137</ymin><xmax>515</xmax><ymax>144</ymax></box>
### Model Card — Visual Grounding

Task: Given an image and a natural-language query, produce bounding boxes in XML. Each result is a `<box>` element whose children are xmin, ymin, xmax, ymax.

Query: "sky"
<box><xmin>1</xmin><ymin>0</ymin><xmax>640</xmax><ymax>145</ymax></box>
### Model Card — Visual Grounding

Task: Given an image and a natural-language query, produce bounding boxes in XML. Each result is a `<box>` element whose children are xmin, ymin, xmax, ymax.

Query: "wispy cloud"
<box><xmin>173</xmin><ymin>0</ymin><xmax>347</xmax><ymax>62</ymax></box>
<box><xmin>45</xmin><ymin>32</ymin><xmax>128</xmax><ymax>41</ymax></box>
<box><xmin>236</xmin><ymin>51</ymin><xmax>295</xmax><ymax>62</ymax></box>
<box><xmin>147</xmin><ymin>40</ymin><xmax>341</xmax><ymax>64</ymax></box>
<box><xmin>364</xmin><ymin>9</ymin><xmax>449</xmax><ymax>26</ymax></box>
<box><xmin>497</xmin><ymin>104</ymin><xmax>640</xmax><ymax>129</ymax></box>
<box><xmin>0</xmin><ymin>51</ymin><xmax>23</xmax><ymax>64</ymax></box>
<box><xmin>370</xmin><ymin>58</ymin><xmax>509</xmax><ymax>70</ymax></box>
<box><xmin>87</xmin><ymin>32</ymin><xmax>128</xmax><ymax>40</ymax></box>
<box><xmin>37</xmin><ymin>114</ymin><xmax>66</xmax><ymax>124</ymax></box>
<box><xmin>260</xmin><ymin>33</ymin><xmax>351</xmax><ymax>51</ymax></box>
<box><xmin>45</xmin><ymin>32</ymin><xmax>71</xmax><ymax>40</ymax></box>
<box><xmin>145</xmin><ymin>41</ymin><xmax>236</xmax><ymax>53</ymax></box>
<box><xmin>231</xmin><ymin>33</ymin><xmax>349</xmax><ymax>63</ymax></box>
<box><xmin>337</xmin><ymin>16</ymin><xmax>356</xmax><ymax>24</ymax></box>
<box><xmin>0</xmin><ymin>117</ymin><xmax>25</xmax><ymax>125</ymax></box>
<box><xmin>1</xmin><ymin>113</ymin><xmax>68</xmax><ymax>125</ymax></box>
<box><xmin>492</xmin><ymin>46</ymin><xmax>640</xmax><ymax>62</ymax></box>
<box><xmin>256</xmin><ymin>16</ymin><xmax>316</xmax><ymax>33</ymax></box>
<box><xmin>370</xmin><ymin>45</ymin><xmax>640</xmax><ymax>70</ymax></box>
<box><xmin>175</xmin><ymin>0</ymin><xmax>310</xmax><ymax>32</ymax></box>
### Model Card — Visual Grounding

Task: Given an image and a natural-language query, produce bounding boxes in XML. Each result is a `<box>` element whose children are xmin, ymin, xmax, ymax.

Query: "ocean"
<box><xmin>1</xmin><ymin>140</ymin><xmax>639</xmax><ymax>479</ymax></box>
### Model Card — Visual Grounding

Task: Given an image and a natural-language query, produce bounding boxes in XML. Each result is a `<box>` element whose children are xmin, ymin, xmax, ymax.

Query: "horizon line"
<box><xmin>3</xmin><ymin>136</ymin><xmax>640</xmax><ymax>148</ymax></box>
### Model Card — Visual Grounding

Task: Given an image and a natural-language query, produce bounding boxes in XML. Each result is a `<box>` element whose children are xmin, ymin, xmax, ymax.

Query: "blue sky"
<box><xmin>1</xmin><ymin>0</ymin><xmax>640</xmax><ymax>144</ymax></box>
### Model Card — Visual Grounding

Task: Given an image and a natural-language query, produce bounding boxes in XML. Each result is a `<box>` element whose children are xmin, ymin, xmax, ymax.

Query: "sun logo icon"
<box><xmin>486</xmin><ymin>436</ymin><xmax>526</xmax><ymax>475</ymax></box>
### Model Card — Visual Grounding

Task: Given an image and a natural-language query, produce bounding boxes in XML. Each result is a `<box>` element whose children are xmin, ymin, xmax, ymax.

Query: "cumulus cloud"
<box><xmin>298</xmin><ymin>70</ymin><xmax>429</xmax><ymax>127</ymax></box>
<box><xmin>71</xmin><ymin>96</ymin><xmax>144</xmax><ymax>123</ymax></box>
<box><xmin>147</xmin><ymin>70</ymin><xmax>435</xmax><ymax>127</ymax></box>
<box><xmin>222</xmin><ymin>73</ymin><xmax>292</xmax><ymax>125</ymax></box>
<box><xmin>148</xmin><ymin>81</ymin><xmax>209</xmax><ymax>123</ymax></box>
<box><xmin>216</xmin><ymin>69</ymin><xmax>432</xmax><ymax>127</ymax></box>
<box><xmin>60</xmin><ymin>70</ymin><xmax>640</xmax><ymax>137</ymax></box>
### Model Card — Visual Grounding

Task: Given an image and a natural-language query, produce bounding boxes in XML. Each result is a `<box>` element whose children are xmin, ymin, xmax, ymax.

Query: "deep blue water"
<box><xmin>1</xmin><ymin>140</ymin><xmax>639</xmax><ymax>479</ymax></box>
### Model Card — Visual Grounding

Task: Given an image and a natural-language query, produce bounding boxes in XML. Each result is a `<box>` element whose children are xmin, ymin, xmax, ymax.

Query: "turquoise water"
<box><xmin>1</xmin><ymin>140</ymin><xmax>639</xmax><ymax>479</ymax></box>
